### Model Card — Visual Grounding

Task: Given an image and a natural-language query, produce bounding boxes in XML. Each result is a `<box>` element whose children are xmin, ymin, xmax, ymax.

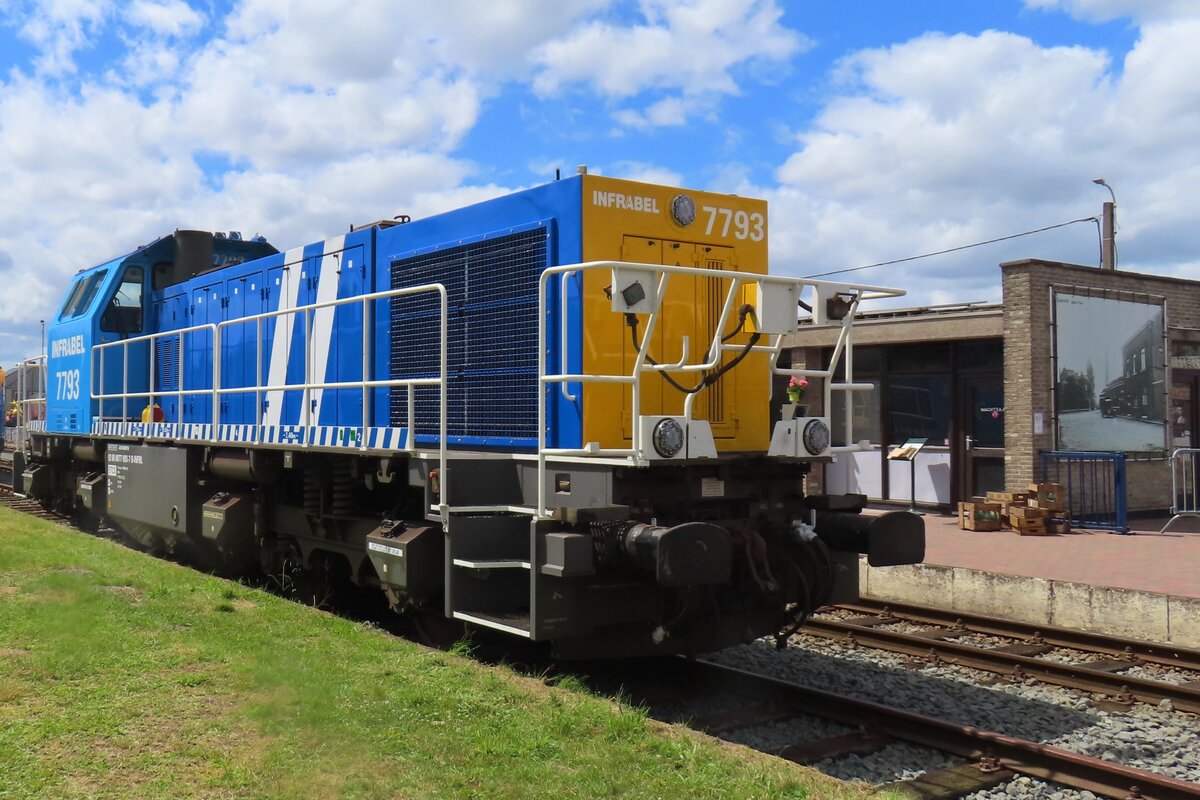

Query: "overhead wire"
<box><xmin>802</xmin><ymin>215</ymin><xmax>1101</xmax><ymax>279</ymax></box>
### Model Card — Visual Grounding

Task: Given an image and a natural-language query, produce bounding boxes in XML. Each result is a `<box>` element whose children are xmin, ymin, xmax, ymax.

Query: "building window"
<box><xmin>888</xmin><ymin>374</ymin><xmax>951</xmax><ymax>445</ymax></box>
<box><xmin>888</xmin><ymin>343</ymin><xmax>951</xmax><ymax>374</ymax></box>
<box><xmin>831</xmin><ymin>379</ymin><xmax>881</xmax><ymax>445</ymax></box>
<box><xmin>956</xmin><ymin>339</ymin><xmax>1003</xmax><ymax>373</ymax></box>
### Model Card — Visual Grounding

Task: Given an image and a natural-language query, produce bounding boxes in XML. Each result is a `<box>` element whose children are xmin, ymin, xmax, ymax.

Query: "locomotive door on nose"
<box><xmin>618</xmin><ymin>237</ymin><xmax>738</xmax><ymax>439</ymax></box>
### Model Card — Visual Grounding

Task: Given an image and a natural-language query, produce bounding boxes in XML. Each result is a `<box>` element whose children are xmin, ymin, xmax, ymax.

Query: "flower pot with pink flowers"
<box><xmin>786</xmin><ymin>377</ymin><xmax>808</xmax><ymax>414</ymax></box>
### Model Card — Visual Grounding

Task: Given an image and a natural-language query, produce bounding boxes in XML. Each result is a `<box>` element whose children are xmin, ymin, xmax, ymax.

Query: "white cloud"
<box><xmin>0</xmin><ymin>1</ymin><xmax>631</xmax><ymax>362</ymax></box>
<box><xmin>606</xmin><ymin>160</ymin><xmax>684</xmax><ymax>187</ymax></box>
<box><xmin>532</xmin><ymin>0</ymin><xmax>806</xmax><ymax>127</ymax></box>
<box><xmin>123</xmin><ymin>0</ymin><xmax>204</xmax><ymax>37</ymax></box>
<box><xmin>400</xmin><ymin>1</ymin><xmax>613</xmax><ymax>75</ymax></box>
<box><xmin>764</xmin><ymin>21</ymin><xmax>1200</xmax><ymax>305</ymax></box>
<box><xmin>533</xmin><ymin>0</ymin><xmax>803</xmax><ymax>98</ymax></box>
<box><xmin>1024</xmin><ymin>0</ymin><xmax>1200</xmax><ymax>23</ymax></box>
<box><xmin>613</xmin><ymin>95</ymin><xmax>695</xmax><ymax>129</ymax></box>
<box><xmin>14</xmin><ymin>0</ymin><xmax>111</xmax><ymax>76</ymax></box>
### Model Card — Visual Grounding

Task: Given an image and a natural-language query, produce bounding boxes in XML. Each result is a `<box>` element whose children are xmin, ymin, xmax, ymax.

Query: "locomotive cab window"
<box><xmin>58</xmin><ymin>277</ymin><xmax>87</xmax><ymax>321</ymax></box>
<box><xmin>100</xmin><ymin>265</ymin><xmax>144</xmax><ymax>333</ymax></box>
<box><xmin>60</xmin><ymin>269</ymin><xmax>109</xmax><ymax>320</ymax></box>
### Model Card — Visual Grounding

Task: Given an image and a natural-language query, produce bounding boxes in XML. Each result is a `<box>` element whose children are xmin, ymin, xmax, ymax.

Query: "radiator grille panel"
<box><xmin>155</xmin><ymin>338</ymin><xmax>179</xmax><ymax>390</ymax></box>
<box><xmin>389</xmin><ymin>228</ymin><xmax>546</xmax><ymax>442</ymax></box>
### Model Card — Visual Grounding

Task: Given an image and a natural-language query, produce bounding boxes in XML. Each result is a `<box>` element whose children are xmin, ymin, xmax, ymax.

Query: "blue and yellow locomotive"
<box><xmin>20</xmin><ymin>174</ymin><xmax>923</xmax><ymax>658</ymax></box>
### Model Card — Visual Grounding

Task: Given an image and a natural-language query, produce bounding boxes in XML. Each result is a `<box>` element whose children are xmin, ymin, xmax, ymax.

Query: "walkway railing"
<box><xmin>535</xmin><ymin>260</ymin><xmax>905</xmax><ymax>515</ymax></box>
<box><xmin>1040</xmin><ymin>450</ymin><xmax>1129</xmax><ymax>534</ymax></box>
<box><xmin>3</xmin><ymin>356</ymin><xmax>46</xmax><ymax>452</ymax></box>
<box><xmin>1161</xmin><ymin>448</ymin><xmax>1200</xmax><ymax>533</ymax></box>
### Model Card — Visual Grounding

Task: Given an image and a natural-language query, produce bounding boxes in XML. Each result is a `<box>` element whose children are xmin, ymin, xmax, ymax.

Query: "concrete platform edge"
<box><xmin>860</xmin><ymin>560</ymin><xmax>1200</xmax><ymax>649</ymax></box>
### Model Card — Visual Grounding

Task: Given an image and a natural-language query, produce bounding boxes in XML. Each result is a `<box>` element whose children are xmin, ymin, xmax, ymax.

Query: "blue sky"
<box><xmin>1</xmin><ymin>0</ymin><xmax>1198</xmax><ymax>365</ymax></box>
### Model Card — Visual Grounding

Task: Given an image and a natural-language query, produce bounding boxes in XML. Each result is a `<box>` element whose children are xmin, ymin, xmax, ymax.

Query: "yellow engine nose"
<box><xmin>579</xmin><ymin>175</ymin><xmax>772</xmax><ymax>452</ymax></box>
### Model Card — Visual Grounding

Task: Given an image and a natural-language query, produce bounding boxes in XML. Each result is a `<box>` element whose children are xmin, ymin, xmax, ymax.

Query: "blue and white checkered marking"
<box><xmin>218</xmin><ymin>424</ymin><xmax>257</xmax><ymax>442</ymax></box>
<box><xmin>89</xmin><ymin>421</ymin><xmax>410</xmax><ymax>451</ymax></box>
<box><xmin>261</xmin><ymin>425</ymin><xmax>306</xmax><ymax>445</ymax></box>
<box><xmin>308</xmin><ymin>426</ymin><xmax>363</xmax><ymax>447</ymax></box>
<box><xmin>367</xmin><ymin>427</ymin><xmax>409</xmax><ymax>450</ymax></box>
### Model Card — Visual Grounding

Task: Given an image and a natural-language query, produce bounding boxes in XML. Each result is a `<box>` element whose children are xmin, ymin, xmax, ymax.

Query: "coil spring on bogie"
<box><xmin>303</xmin><ymin>464</ymin><xmax>322</xmax><ymax>516</ymax></box>
<box><xmin>330</xmin><ymin>459</ymin><xmax>354</xmax><ymax>518</ymax></box>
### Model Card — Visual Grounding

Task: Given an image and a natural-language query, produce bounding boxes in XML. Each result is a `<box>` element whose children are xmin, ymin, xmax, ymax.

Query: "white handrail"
<box><xmin>534</xmin><ymin>259</ymin><xmax>906</xmax><ymax>515</ymax></box>
<box><xmin>92</xmin><ymin>322</ymin><xmax>218</xmax><ymax>424</ymax></box>
<box><xmin>87</xmin><ymin>285</ymin><xmax>448</xmax><ymax>498</ymax></box>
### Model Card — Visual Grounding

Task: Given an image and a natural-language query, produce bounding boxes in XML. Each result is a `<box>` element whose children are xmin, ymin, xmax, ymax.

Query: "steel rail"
<box><xmin>691</xmin><ymin>659</ymin><xmax>1200</xmax><ymax>800</ymax></box>
<box><xmin>836</xmin><ymin>599</ymin><xmax>1200</xmax><ymax>672</ymax></box>
<box><xmin>802</xmin><ymin>617</ymin><xmax>1200</xmax><ymax>714</ymax></box>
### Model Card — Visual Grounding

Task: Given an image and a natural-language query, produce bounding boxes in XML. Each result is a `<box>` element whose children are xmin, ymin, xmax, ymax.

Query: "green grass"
<box><xmin>0</xmin><ymin>507</ymin><xmax>876</xmax><ymax>800</ymax></box>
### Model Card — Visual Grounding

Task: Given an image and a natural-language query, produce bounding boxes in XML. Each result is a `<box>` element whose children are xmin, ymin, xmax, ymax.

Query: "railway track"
<box><xmin>803</xmin><ymin>600</ymin><xmax>1200</xmax><ymax>714</ymax></box>
<box><xmin>684</xmin><ymin>659</ymin><xmax>1200</xmax><ymax>800</ymax></box>
<box><xmin>0</xmin><ymin>479</ymin><xmax>75</xmax><ymax>525</ymax></box>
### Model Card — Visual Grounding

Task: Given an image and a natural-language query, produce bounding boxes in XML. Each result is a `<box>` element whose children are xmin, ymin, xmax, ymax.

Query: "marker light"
<box><xmin>802</xmin><ymin>419</ymin><xmax>831</xmax><ymax>456</ymax></box>
<box><xmin>652</xmin><ymin>418</ymin><xmax>685</xmax><ymax>458</ymax></box>
<box><xmin>671</xmin><ymin>194</ymin><xmax>696</xmax><ymax>227</ymax></box>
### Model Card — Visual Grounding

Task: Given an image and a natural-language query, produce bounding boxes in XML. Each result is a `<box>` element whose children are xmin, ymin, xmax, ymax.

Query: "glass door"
<box><xmin>959</xmin><ymin>378</ymin><xmax>1005</xmax><ymax>498</ymax></box>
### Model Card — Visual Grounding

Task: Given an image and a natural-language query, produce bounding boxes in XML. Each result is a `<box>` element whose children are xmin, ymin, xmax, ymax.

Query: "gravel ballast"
<box><xmin>705</xmin><ymin>632</ymin><xmax>1200</xmax><ymax>798</ymax></box>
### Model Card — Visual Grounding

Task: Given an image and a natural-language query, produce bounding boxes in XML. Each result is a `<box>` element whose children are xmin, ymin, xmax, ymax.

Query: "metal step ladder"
<box><xmin>434</xmin><ymin>459</ymin><xmax>538</xmax><ymax>638</ymax></box>
<box><xmin>444</xmin><ymin>512</ymin><xmax>536</xmax><ymax>638</ymax></box>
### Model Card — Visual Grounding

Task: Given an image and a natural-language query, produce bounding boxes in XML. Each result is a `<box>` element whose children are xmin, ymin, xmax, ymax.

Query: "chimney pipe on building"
<box><xmin>1093</xmin><ymin>178</ymin><xmax>1117</xmax><ymax>270</ymax></box>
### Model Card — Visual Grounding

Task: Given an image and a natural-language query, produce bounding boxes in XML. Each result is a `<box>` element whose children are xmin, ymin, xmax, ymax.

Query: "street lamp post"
<box><xmin>1092</xmin><ymin>178</ymin><xmax>1116</xmax><ymax>270</ymax></box>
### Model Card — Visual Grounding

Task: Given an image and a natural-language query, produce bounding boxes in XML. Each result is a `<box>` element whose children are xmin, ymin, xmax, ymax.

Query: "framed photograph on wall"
<box><xmin>1050</xmin><ymin>287</ymin><xmax>1168</xmax><ymax>452</ymax></box>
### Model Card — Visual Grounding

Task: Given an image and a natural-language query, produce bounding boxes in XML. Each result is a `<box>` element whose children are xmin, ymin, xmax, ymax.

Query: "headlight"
<box><xmin>652</xmin><ymin>418</ymin><xmax>685</xmax><ymax>458</ymax></box>
<box><xmin>801</xmin><ymin>419</ymin><xmax>830</xmax><ymax>456</ymax></box>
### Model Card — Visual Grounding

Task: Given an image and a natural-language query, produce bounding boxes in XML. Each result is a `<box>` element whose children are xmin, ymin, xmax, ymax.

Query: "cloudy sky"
<box><xmin>1</xmin><ymin>0</ymin><xmax>1198</xmax><ymax>365</ymax></box>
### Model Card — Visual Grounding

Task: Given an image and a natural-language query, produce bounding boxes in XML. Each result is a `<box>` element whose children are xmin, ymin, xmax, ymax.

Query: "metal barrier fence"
<box><xmin>1161</xmin><ymin>448</ymin><xmax>1200</xmax><ymax>533</ymax></box>
<box><xmin>3</xmin><ymin>357</ymin><xmax>46</xmax><ymax>454</ymax></box>
<box><xmin>1040</xmin><ymin>450</ymin><xmax>1129</xmax><ymax>534</ymax></box>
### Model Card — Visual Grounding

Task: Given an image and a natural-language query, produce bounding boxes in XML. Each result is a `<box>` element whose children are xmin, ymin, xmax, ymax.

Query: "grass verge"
<box><xmin>0</xmin><ymin>506</ymin><xmax>875</xmax><ymax>799</ymax></box>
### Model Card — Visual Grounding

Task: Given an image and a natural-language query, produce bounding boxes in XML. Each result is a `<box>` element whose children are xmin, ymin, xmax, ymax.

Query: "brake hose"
<box><xmin>626</xmin><ymin>306</ymin><xmax>762</xmax><ymax>395</ymax></box>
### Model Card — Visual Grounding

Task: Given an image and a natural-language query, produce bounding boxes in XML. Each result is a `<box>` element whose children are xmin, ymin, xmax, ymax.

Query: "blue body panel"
<box><xmin>373</xmin><ymin>177</ymin><xmax>583</xmax><ymax>449</ymax></box>
<box><xmin>45</xmin><ymin>177</ymin><xmax>585</xmax><ymax>451</ymax></box>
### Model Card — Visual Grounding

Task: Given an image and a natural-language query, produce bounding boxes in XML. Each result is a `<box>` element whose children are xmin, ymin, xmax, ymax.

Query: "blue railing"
<box><xmin>1040</xmin><ymin>450</ymin><xmax>1129</xmax><ymax>534</ymax></box>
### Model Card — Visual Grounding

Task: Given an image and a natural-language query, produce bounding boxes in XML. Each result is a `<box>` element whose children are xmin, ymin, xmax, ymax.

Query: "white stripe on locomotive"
<box><xmin>307</xmin><ymin>234</ymin><xmax>346</xmax><ymax>428</ymax></box>
<box><xmin>263</xmin><ymin>246</ymin><xmax>305</xmax><ymax>427</ymax></box>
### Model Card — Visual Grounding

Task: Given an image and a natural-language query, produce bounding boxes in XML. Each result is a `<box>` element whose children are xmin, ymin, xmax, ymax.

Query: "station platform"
<box><xmin>860</xmin><ymin>508</ymin><xmax>1200</xmax><ymax>647</ymax></box>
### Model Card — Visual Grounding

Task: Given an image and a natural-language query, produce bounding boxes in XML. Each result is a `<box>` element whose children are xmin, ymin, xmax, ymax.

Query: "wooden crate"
<box><xmin>1045</xmin><ymin>517</ymin><xmax>1072</xmax><ymax>535</ymax></box>
<box><xmin>987</xmin><ymin>491</ymin><xmax>1028</xmax><ymax>507</ymax></box>
<box><xmin>1008</xmin><ymin>505</ymin><xmax>1049</xmax><ymax>520</ymax></box>
<box><xmin>1010</xmin><ymin>516</ymin><xmax>1049</xmax><ymax>535</ymax></box>
<box><xmin>1027</xmin><ymin>482</ymin><xmax>1066</xmax><ymax>512</ymax></box>
<box><xmin>1008</xmin><ymin>505</ymin><xmax>1049</xmax><ymax>534</ymax></box>
<box><xmin>958</xmin><ymin>501</ymin><xmax>1003</xmax><ymax>531</ymax></box>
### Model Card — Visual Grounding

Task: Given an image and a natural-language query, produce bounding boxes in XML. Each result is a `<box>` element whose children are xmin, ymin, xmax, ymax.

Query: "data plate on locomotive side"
<box><xmin>106</xmin><ymin>444</ymin><xmax>200</xmax><ymax>536</ymax></box>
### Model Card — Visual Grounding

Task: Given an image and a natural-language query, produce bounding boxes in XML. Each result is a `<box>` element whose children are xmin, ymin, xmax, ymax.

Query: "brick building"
<box><xmin>787</xmin><ymin>258</ymin><xmax>1200</xmax><ymax>512</ymax></box>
